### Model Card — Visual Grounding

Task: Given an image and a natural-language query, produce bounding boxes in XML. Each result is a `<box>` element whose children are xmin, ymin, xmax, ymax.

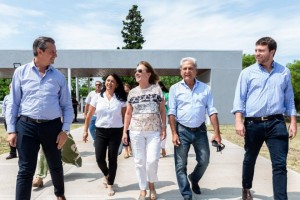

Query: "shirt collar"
<box><xmin>257</xmin><ymin>61</ymin><xmax>275</xmax><ymax>71</ymax></box>
<box><xmin>30</xmin><ymin>60</ymin><xmax>54</xmax><ymax>72</ymax></box>
<box><xmin>180</xmin><ymin>79</ymin><xmax>199</xmax><ymax>89</ymax></box>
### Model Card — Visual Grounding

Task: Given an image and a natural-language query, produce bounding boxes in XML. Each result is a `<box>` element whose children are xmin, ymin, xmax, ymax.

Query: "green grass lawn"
<box><xmin>209</xmin><ymin>123</ymin><xmax>300</xmax><ymax>173</ymax></box>
<box><xmin>0</xmin><ymin>124</ymin><xmax>84</xmax><ymax>154</ymax></box>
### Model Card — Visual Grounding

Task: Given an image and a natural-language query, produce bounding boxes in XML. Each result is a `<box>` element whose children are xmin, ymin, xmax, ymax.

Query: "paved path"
<box><xmin>1</xmin><ymin>115</ymin><xmax>299</xmax><ymax>200</ymax></box>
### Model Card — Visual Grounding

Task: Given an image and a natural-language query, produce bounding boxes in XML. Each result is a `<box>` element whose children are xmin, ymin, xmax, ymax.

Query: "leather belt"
<box><xmin>245</xmin><ymin>114</ymin><xmax>283</xmax><ymax>122</ymax></box>
<box><xmin>20</xmin><ymin>115</ymin><xmax>59</xmax><ymax>124</ymax></box>
<box><xmin>177</xmin><ymin>122</ymin><xmax>205</xmax><ymax>132</ymax></box>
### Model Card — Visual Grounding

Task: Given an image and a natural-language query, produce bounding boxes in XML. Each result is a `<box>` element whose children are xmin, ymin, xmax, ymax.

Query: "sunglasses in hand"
<box><xmin>212</xmin><ymin>140</ymin><xmax>225</xmax><ymax>152</ymax></box>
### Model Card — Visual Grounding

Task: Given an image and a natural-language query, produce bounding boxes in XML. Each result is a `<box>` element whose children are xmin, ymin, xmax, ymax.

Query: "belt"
<box><xmin>177</xmin><ymin>122</ymin><xmax>205</xmax><ymax>132</ymax></box>
<box><xmin>20</xmin><ymin>115</ymin><xmax>58</xmax><ymax>124</ymax></box>
<box><xmin>245</xmin><ymin>114</ymin><xmax>283</xmax><ymax>122</ymax></box>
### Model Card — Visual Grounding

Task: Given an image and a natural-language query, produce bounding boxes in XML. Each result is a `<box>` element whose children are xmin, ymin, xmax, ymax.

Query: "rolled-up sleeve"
<box><xmin>284</xmin><ymin>71</ymin><xmax>297</xmax><ymax>116</ymax></box>
<box><xmin>6</xmin><ymin>68</ymin><xmax>22</xmax><ymax>133</ymax></box>
<box><xmin>59</xmin><ymin>77</ymin><xmax>73</xmax><ymax>131</ymax></box>
<box><xmin>206</xmin><ymin>89</ymin><xmax>218</xmax><ymax>116</ymax></box>
<box><xmin>168</xmin><ymin>85</ymin><xmax>177</xmax><ymax>117</ymax></box>
<box><xmin>231</xmin><ymin>71</ymin><xmax>247</xmax><ymax>115</ymax></box>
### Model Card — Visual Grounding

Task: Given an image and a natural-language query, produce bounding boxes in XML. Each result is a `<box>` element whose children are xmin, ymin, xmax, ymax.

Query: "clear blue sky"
<box><xmin>0</xmin><ymin>0</ymin><xmax>299</xmax><ymax>65</ymax></box>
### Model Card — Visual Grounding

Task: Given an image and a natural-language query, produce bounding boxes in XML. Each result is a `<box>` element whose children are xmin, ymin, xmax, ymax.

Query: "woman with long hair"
<box><xmin>122</xmin><ymin>61</ymin><xmax>166</xmax><ymax>200</ymax></box>
<box><xmin>83</xmin><ymin>73</ymin><xmax>127</xmax><ymax>196</ymax></box>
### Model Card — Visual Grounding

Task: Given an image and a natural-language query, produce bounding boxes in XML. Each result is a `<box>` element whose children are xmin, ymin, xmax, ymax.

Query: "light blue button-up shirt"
<box><xmin>232</xmin><ymin>61</ymin><xmax>297</xmax><ymax>117</ymax></box>
<box><xmin>5</xmin><ymin>61</ymin><xmax>74</xmax><ymax>133</ymax></box>
<box><xmin>168</xmin><ymin>79</ymin><xmax>218</xmax><ymax>128</ymax></box>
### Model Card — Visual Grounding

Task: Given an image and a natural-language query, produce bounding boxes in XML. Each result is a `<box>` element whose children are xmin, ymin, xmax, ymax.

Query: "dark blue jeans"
<box><xmin>174</xmin><ymin>123</ymin><xmax>210</xmax><ymax>199</ymax></box>
<box><xmin>16</xmin><ymin>117</ymin><xmax>64</xmax><ymax>200</ymax></box>
<box><xmin>243</xmin><ymin>116</ymin><xmax>288</xmax><ymax>200</ymax></box>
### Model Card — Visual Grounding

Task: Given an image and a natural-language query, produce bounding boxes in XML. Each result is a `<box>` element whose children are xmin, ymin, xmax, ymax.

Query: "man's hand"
<box><xmin>56</xmin><ymin>131</ymin><xmax>68</xmax><ymax>149</ymax></box>
<box><xmin>211</xmin><ymin>132</ymin><xmax>222</xmax><ymax>144</ymax></box>
<box><xmin>288</xmin><ymin>122</ymin><xmax>298</xmax><ymax>139</ymax></box>
<box><xmin>172</xmin><ymin>132</ymin><xmax>181</xmax><ymax>147</ymax></box>
<box><xmin>235</xmin><ymin>121</ymin><xmax>245</xmax><ymax>137</ymax></box>
<box><xmin>7</xmin><ymin>133</ymin><xmax>17</xmax><ymax>147</ymax></box>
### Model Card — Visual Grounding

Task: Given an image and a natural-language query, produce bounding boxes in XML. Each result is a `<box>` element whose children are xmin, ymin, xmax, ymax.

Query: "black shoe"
<box><xmin>6</xmin><ymin>154</ymin><xmax>17</xmax><ymax>160</ymax></box>
<box><xmin>188</xmin><ymin>174</ymin><xmax>201</xmax><ymax>194</ymax></box>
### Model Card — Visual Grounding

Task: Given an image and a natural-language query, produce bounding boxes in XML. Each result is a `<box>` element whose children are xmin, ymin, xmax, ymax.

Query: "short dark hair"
<box><xmin>100</xmin><ymin>73</ymin><xmax>127</xmax><ymax>102</ymax></box>
<box><xmin>138</xmin><ymin>61</ymin><xmax>159</xmax><ymax>84</ymax></box>
<box><xmin>33</xmin><ymin>36</ymin><xmax>55</xmax><ymax>56</ymax></box>
<box><xmin>256</xmin><ymin>37</ymin><xmax>277</xmax><ymax>56</ymax></box>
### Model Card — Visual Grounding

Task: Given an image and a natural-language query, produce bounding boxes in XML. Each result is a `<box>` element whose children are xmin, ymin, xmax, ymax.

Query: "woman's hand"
<box><xmin>160</xmin><ymin>130</ymin><xmax>166</xmax><ymax>140</ymax></box>
<box><xmin>83</xmin><ymin>131</ymin><xmax>88</xmax><ymax>143</ymax></box>
<box><xmin>122</xmin><ymin>132</ymin><xmax>128</xmax><ymax>145</ymax></box>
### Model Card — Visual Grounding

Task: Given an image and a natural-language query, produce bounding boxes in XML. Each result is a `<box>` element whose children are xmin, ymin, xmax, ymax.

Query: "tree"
<box><xmin>242</xmin><ymin>53</ymin><xmax>256</xmax><ymax>69</ymax></box>
<box><xmin>159</xmin><ymin>76</ymin><xmax>182</xmax><ymax>89</ymax></box>
<box><xmin>0</xmin><ymin>78</ymin><xmax>12</xmax><ymax>100</ymax></box>
<box><xmin>118</xmin><ymin>5</ymin><xmax>145</xmax><ymax>84</ymax></box>
<box><xmin>119</xmin><ymin>5</ymin><xmax>145</xmax><ymax>49</ymax></box>
<box><xmin>287</xmin><ymin>60</ymin><xmax>300</xmax><ymax>111</ymax></box>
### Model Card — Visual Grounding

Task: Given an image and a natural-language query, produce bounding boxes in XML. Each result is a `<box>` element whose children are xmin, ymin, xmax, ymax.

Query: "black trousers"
<box><xmin>95</xmin><ymin>127</ymin><xmax>123</xmax><ymax>185</ymax></box>
<box><xmin>16</xmin><ymin>117</ymin><xmax>64</xmax><ymax>200</ymax></box>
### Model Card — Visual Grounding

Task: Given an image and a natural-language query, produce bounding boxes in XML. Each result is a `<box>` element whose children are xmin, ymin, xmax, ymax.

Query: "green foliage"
<box><xmin>287</xmin><ymin>60</ymin><xmax>300</xmax><ymax>111</ymax></box>
<box><xmin>0</xmin><ymin>78</ymin><xmax>11</xmax><ymax>100</ymax></box>
<box><xmin>119</xmin><ymin>5</ymin><xmax>145</xmax><ymax>49</ymax></box>
<box><xmin>159</xmin><ymin>76</ymin><xmax>182</xmax><ymax>89</ymax></box>
<box><xmin>120</xmin><ymin>76</ymin><xmax>136</xmax><ymax>88</ymax></box>
<box><xmin>120</xmin><ymin>75</ymin><xmax>181</xmax><ymax>90</ymax></box>
<box><xmin>242</xmin><ymin>53</ymin><xmax>256</xmax><ymax>69</ymax></box>
<box><xmin>71</xmin><ymin>78</ymin><xmax>93</xmax><ymax>98</ymax></box>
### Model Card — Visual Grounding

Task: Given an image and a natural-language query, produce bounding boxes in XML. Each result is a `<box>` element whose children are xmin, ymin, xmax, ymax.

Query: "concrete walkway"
<box><xmin>1</xmin><ymin>115</ymin><xmax>299</xmax><ymax>200</ymax></box>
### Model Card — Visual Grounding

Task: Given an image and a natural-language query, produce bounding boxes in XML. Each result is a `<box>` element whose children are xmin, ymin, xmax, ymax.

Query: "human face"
<box><xmin>134</xmin><ymin>64</ymin><xmax>150</xmax><ymax>83</ymax></box>
<box><xmin>180</xmin><ymin>60</ymin><xmax>197</xmax><ymax>84</ymax></box>
<box><xmin>255</xmin><ymin>45</ymin><xmax>274</xmax><ymax>66</ymax></box>
<box><xmin>124</xmin><ymin>85</ymin><xmax>130</xmax><ymax>93</ymax></box>
<box><xmin>37</xmin><ymin>42</ymin><xmax>57</xmax><ymax>65</ymax></box>
<box><xmin>95</xmin><ymin>82</ymin><xmax>102</xmax><ymax>92</ymax></box>
<box><xmin>105</xmin><ymin>75</ymin><xmax>117</xmax><ymax>92</ymax></box>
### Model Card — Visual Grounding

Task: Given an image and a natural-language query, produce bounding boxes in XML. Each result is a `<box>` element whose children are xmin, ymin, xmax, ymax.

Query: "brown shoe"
<box><xmin>32</xmin><ymin>177</ymin><xmax>43</xmax><ymax>188</ymax></box>
<box><xmin>57</xmin><ymin>195</ymin><xmax>66</xmax><ymax>200</ymax></box>
<box><xmin>242</xmin><ymin>189</ymin><xmax>253</xmax><ymax>200</ymax></box>
<box><xmin>161</xmin><ymin>148</ymin><xmax>166</xmax><ymax>157</ymax></box>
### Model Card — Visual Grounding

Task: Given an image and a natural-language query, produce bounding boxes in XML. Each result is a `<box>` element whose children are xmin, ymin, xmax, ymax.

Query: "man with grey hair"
<box><xmin>168</xmin><ymin>57</ymin><xmax>222</xmax><ymax>200</ymax></box>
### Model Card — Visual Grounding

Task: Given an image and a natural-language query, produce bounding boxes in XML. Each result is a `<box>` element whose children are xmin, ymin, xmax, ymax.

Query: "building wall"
<box><xmin>0</xmin><ymin>50</ymin><xmax>242</xmax><ymax>124</ymax></box>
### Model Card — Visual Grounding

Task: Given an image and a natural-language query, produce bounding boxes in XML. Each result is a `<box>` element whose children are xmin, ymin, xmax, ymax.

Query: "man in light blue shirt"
<box><xmin>6</xmin><ymin>36</ymin><xmax>73</xmax><ymax>200</ymax></box>
<box><xmin>168</xmin><ymin>57</ymin><xmax>222</xmax><ymax>200</ymax></box>
<box><xmin>232</xmin><ymin>37</ymin><xmax>297</xmax><ymax>200</ymax></box>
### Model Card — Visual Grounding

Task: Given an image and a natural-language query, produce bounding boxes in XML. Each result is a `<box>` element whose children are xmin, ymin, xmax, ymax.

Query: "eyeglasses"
<box><xmin>212</xmin><ymin>140</ymin><xmax>225</xmax><ymax>152</ymax></box>
<box><xmin>134</xmin><ymin>69</ymin><xmax>144</xmax><ymax>74</ymax></box>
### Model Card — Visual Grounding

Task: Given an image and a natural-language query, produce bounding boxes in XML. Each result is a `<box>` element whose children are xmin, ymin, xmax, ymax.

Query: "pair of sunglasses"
<box><xmin>212</xmin><ymin>140</ymin><xmax>225</xmax><ymax>152</ymax></box>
